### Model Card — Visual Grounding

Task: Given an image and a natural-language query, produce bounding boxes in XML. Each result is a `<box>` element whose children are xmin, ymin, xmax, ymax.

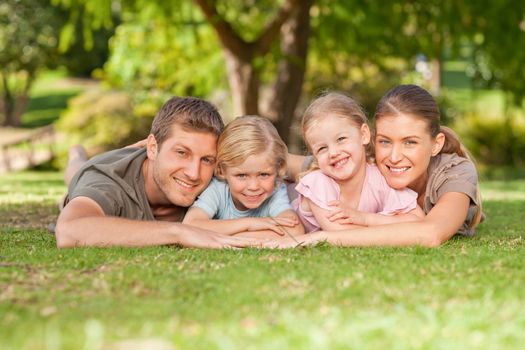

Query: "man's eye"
<box><xmin>202</xmin><ymin>158</ymin><xmax>215</xmax><ymax>165</ymax></box>
<box><xmin>176</xmin><ymin>150</ymin><xmax>187</xmax><ymax>156</ymax></box>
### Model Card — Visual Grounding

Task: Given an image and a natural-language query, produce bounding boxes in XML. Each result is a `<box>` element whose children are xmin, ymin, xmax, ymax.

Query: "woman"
<box><xmin>275</xmin><ymin>84</ymin><xmax>483</xmax><ymax>248</ymax></box>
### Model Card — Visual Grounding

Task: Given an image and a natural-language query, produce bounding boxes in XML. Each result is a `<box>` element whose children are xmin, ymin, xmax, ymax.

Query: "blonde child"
<box><xmin>183</xmin><ymin>115</ymin><xmax>304</xmax><ymax>238</ymax></box>
<box><xmin>295</xmin><ymin>92</ymin><xmax>424</xmax><ymax>232</ymax></box>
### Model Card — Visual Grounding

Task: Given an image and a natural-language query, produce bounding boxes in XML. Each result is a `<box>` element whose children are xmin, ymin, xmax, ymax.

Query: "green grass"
<box><xmin>1</xmin><ymin>172</ymin><xmax>525</xmax><ymax>349</ymax></box>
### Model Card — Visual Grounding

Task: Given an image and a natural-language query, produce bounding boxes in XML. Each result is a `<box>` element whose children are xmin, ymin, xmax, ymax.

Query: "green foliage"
<box><xmin>104</xmin><ymin>12</ymin><xmax>225</xmax><ymax>99</ymax></box>
<box><xmin>56</xmin><ymin>89</ymin><xmax>152</xmax><ymax>153</ymax></box>
<box><xmin>455</xmin><ymin>110</ymin><xmax>525</xmax><ymax>167</ymax></box>
<box><xmin>2</xmin><ymin>172</ymin><xmax>525</xmax><ymax>348</ymax></box>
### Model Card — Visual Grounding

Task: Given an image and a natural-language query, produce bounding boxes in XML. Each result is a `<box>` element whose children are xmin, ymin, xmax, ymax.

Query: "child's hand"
<box><xmin>326</xmin><ymin>201</ymin><xmax>368</xmax><ymax>226</ymax></box>
<box><xmin>245</xmin><ymin>217</ymin><xmax>299</xmax><ymax>236</ymax></box>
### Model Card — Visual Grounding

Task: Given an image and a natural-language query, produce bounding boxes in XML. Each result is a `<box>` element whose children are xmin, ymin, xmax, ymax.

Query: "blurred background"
<box><xmin>1</xmin><ymin>0</ymin><xmax>524</xmax><ymax>179</ymax></box>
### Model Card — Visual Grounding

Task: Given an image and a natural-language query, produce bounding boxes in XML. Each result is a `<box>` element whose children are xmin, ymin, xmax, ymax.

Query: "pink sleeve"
<box><xmin>295</xmin><ymin>171</ymin><xmax>340</xmax><ymax>210</ymax></box>
<box><xmin>379</xmin><ymin>187</ymin><xmax>418</xmax><ymax>215</ymax></box>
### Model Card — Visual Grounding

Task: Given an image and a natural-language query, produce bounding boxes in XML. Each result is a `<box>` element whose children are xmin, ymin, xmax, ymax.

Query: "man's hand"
<box><xmin>174</xmin><ymin>225</ymin><xmax>261</xmax><ymax>249</ymax></box>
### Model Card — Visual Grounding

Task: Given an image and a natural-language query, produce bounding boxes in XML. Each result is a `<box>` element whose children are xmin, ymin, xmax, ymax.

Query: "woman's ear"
<box><xmin>361</xmin><ymin>124</ymin><xmax>371</xmax><ymax>145</ymax></box>
<box><xmin>432</xmin><ymin>132</ymin><xmax>446</xmax><ymax>156</ymax></box>
<box><xmin>146</xmin><ymin>134</ymin><xmax>158</xmax><ymax>160</ymax></box>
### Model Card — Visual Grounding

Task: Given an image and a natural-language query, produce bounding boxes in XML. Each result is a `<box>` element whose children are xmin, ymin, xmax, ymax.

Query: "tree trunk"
<box><xmin>429</xmin><ymin>58</ymin><xmax>441</xmax><ymax>96</ymax></box>
<box><xmin>224</xmin><ymin>50</ymin><xmax>260</xmax><ymax>116</ymax></box>
<box><xmin>266</xmin><ymin>0</ymin><xmax>312</xmax><ymax>144</ymax></box>
<box><xmin>1</xmin><ymin>72</ymin><xmax>32</xmax><ymax>127</ymax></box>
<box><xmin>1</xmin><ymin>75</ymin><xmax>14</xmax><ymax>127</ymax></box>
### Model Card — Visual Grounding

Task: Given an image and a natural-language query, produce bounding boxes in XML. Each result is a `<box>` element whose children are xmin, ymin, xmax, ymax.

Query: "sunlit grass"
<box><xmin>1</xmin><ymin>173</ymin><xmax>524</xmax><ymax>349</ymax></box>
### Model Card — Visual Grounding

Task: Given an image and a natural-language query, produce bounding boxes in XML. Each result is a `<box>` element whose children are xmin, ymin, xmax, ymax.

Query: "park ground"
<box><xmin>1</xmin><ymin>69</ymin><xmax>525</xmax><ymax>349</ymax></box>
<box><xmin>1</xmin><ymin>171</ymin><xmax>524</xmax><ymax>349</ymax></box>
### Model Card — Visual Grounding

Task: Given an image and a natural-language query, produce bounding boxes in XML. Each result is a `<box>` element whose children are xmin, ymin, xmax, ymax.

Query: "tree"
<box><xmin>0</xmin><ymin>0</ymin><xmax>58</xmax><ymax>126</ymax></box>
<box><xmin>57</xmin><ymin>0</ymin><xmax>312</xmax><ymax>142</ymax></box>
<box><xmin>57</xmin><ymin>0</ymin><xmax>525</xmax><ymax>146</ymax></box>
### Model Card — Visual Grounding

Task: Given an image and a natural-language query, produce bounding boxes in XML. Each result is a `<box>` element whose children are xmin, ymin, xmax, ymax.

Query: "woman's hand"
<box><xmin>125</xmin><ymin>138</ymin><xmax>148</xmax><ymax>149</ymax></box>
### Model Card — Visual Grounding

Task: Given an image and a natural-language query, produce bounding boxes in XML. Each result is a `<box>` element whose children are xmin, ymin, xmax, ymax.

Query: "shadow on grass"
<box><xmin>22</xmin><ymin>92</ymin><xmax>80</xmax><ymax>127</ymax></box>
<box><xmin>0</xmin><ymin>201</ymin><xmax>58</xmax><ymax>231</ymax></box>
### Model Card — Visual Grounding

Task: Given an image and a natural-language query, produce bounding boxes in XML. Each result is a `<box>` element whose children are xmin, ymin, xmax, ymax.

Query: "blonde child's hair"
<box><xmin>215</xmin><ymin>115</ymin><xmax>288</xmax><ymax>180</ymax></box>
<box><xmin>300</xmin><ymin>91</ymin><xmax>371</xmax><ymax>176</ymax></box>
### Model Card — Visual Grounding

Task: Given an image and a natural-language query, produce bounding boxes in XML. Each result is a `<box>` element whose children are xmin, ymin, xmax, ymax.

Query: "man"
<box><xmin>55</xmin><ymin>96</ymin><xmax>252</xmax><ymax>249</ymax></box>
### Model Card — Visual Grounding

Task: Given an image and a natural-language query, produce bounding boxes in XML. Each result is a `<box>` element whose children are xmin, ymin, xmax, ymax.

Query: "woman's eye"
<box><xmin>377</xmin><ymin>139</ymin><xmax>390</xmax><ymax>145</ymax></box>
<box><xmin>405</xmin><ymin>140</ymin><xmax>417</xmax><ymax>145</ymax></box>
<box><xmin>176</xmin><ymin>150</ymin><xmax>187</xmax><ymax>156</ymax></box>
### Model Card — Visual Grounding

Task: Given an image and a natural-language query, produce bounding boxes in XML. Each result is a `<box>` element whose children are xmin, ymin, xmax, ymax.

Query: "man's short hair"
<box><xmin>150</xmin><ymin>96</ymin><xmax>224</xmax><ymax>147</ymax></box>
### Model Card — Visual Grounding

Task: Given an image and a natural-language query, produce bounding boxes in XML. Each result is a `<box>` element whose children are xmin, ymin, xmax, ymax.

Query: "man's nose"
<box><xmin>184</xmin><ymin>159</ymin><xmax>201</xmax><ymax>181</ymax></box>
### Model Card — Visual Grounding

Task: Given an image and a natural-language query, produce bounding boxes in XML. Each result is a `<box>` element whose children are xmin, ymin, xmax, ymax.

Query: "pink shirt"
<box><xmin>293</xmin><ymin>164</ymin><xmax>418</xmax><ymax>232</ymax></box>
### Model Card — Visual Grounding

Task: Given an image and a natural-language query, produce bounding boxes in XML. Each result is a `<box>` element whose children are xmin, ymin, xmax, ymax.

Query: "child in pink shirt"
<box><xmin>294</xmin><ymin>92</ymin><xmax>424</xmax><ymax>232</ymax></box>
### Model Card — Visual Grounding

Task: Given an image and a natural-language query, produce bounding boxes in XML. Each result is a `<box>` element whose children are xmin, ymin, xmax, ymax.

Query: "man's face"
<box><xmin>146</xmin><ymin>126</ymin><xmax>217</xmax><ymax>207</ymax></box>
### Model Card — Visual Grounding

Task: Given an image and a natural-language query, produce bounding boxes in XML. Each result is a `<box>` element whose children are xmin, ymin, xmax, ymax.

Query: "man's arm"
<box><xmin>55</xmin><ymin>197</ymin><xmax>254</xmax><ymax>248</ymax></box>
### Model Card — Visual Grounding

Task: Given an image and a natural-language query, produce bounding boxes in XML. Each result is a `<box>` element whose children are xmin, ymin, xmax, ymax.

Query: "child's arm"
<box><xmin>236</xmin><ymin>210</ymin><xmax>305</xmax><ymax>238</ymax></box>
<box><xmin>183</xmin><ymin>207</ymin><xmax>301</xmax><ymax>236</ymax></box>
<box><xmin>306</xmin><ymin>198</ymin><xmax>364</xmax><ymax>231</ymax></box>
<box><xmin>326</xmin><ymin>202</ymin><xmax>425</xmax><ymax>226</ymax></box>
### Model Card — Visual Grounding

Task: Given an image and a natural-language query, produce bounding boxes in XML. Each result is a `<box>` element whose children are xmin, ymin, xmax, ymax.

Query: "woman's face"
<box><xmin>374</xmin><ymin>114</ymin><xmax>443</xmax><ymax>193</ymax></box>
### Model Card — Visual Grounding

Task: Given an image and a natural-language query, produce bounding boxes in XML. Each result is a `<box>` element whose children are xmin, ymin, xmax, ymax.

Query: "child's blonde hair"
<box><xmin>215</xmin><ymin>115</ymin><xmax>288</xmax><ymax>180</ymax></box>
<box><xmin>301</xmin><ymin>92</ymin><xmax>371</xmax><ymax>176</ymax></box>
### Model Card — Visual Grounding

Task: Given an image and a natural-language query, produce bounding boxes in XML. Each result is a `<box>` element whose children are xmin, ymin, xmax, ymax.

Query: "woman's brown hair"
<box><xmin>374</xmin><ymin>84</ymin><xmax>482</xmax><ymax>228</ymax></box>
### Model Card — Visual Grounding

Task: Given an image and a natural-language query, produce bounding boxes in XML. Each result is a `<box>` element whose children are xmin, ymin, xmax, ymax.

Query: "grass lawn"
<box><xmin>1</xmin><ymin>172</ymin><xmax>524</xmax><ymax>349</ymax></box>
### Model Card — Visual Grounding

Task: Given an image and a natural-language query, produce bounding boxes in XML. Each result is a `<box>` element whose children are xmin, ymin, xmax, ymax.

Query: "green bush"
<box><xmin>455</xmin><ymin>111</ymin><xmax>525</xmax><ymax>167</ymax></box>
<box><xmin>56</xmin><ymin>89</ymin><xmax>153</xmax><ymax>155</ymax></box>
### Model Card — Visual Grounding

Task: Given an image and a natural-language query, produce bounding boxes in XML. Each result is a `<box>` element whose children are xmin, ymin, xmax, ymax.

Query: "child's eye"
<box><xmin>316</xmin><ymin>146</ymin><xmax>327</xmax><ymax>154</ymax></box>
<box><xmin>337</xmin><ymin>136</ymin><xmax>347</xmax><ymax>142</ymax></box>
<box><xmin>235</xmin><ymin>174</ymin><xmax>247</xmax><ymax>179</ymax></box>
<box><xmin>259</xmin><ymin>172</ymin><xmax>271</xmax><ymax>178</ymax></box>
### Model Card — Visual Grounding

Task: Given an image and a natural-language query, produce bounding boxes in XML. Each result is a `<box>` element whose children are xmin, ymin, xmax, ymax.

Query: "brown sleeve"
<box><xmin>437</xmin><ymin>160</ymin><xmax>479</xmax><ymax>205</ymax></box>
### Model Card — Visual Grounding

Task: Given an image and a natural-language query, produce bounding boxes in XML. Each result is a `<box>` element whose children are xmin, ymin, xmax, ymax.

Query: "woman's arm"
<box><xmin>183</xmin><ymin>207</ymin><xmax>301</xmax><ymax>236</ymax></box>
<box><xmin>265</xmin><ymin>192</ymin><xmax>470</xmax><ymax>248</ymax></box>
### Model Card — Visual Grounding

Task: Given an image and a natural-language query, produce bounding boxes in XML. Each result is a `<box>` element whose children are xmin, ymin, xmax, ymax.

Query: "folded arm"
<box><xmin>266</xmin><ymin>192</ymin><xmax>471</xmax><ymax>248</ymax></box>
<box><xmin>184</xmin><ymin>207</ymin><xmax>304</xmax><ymax>238</ymax></box>
<box><xmin>55</xmin><ymin>197</ymin><xmax>253</xmax><ymax>249</ymax></box>
<box><xmin>326</xmin><ymin>203</ymin><xmax>425</xmax><ymax>226</ymax></box>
